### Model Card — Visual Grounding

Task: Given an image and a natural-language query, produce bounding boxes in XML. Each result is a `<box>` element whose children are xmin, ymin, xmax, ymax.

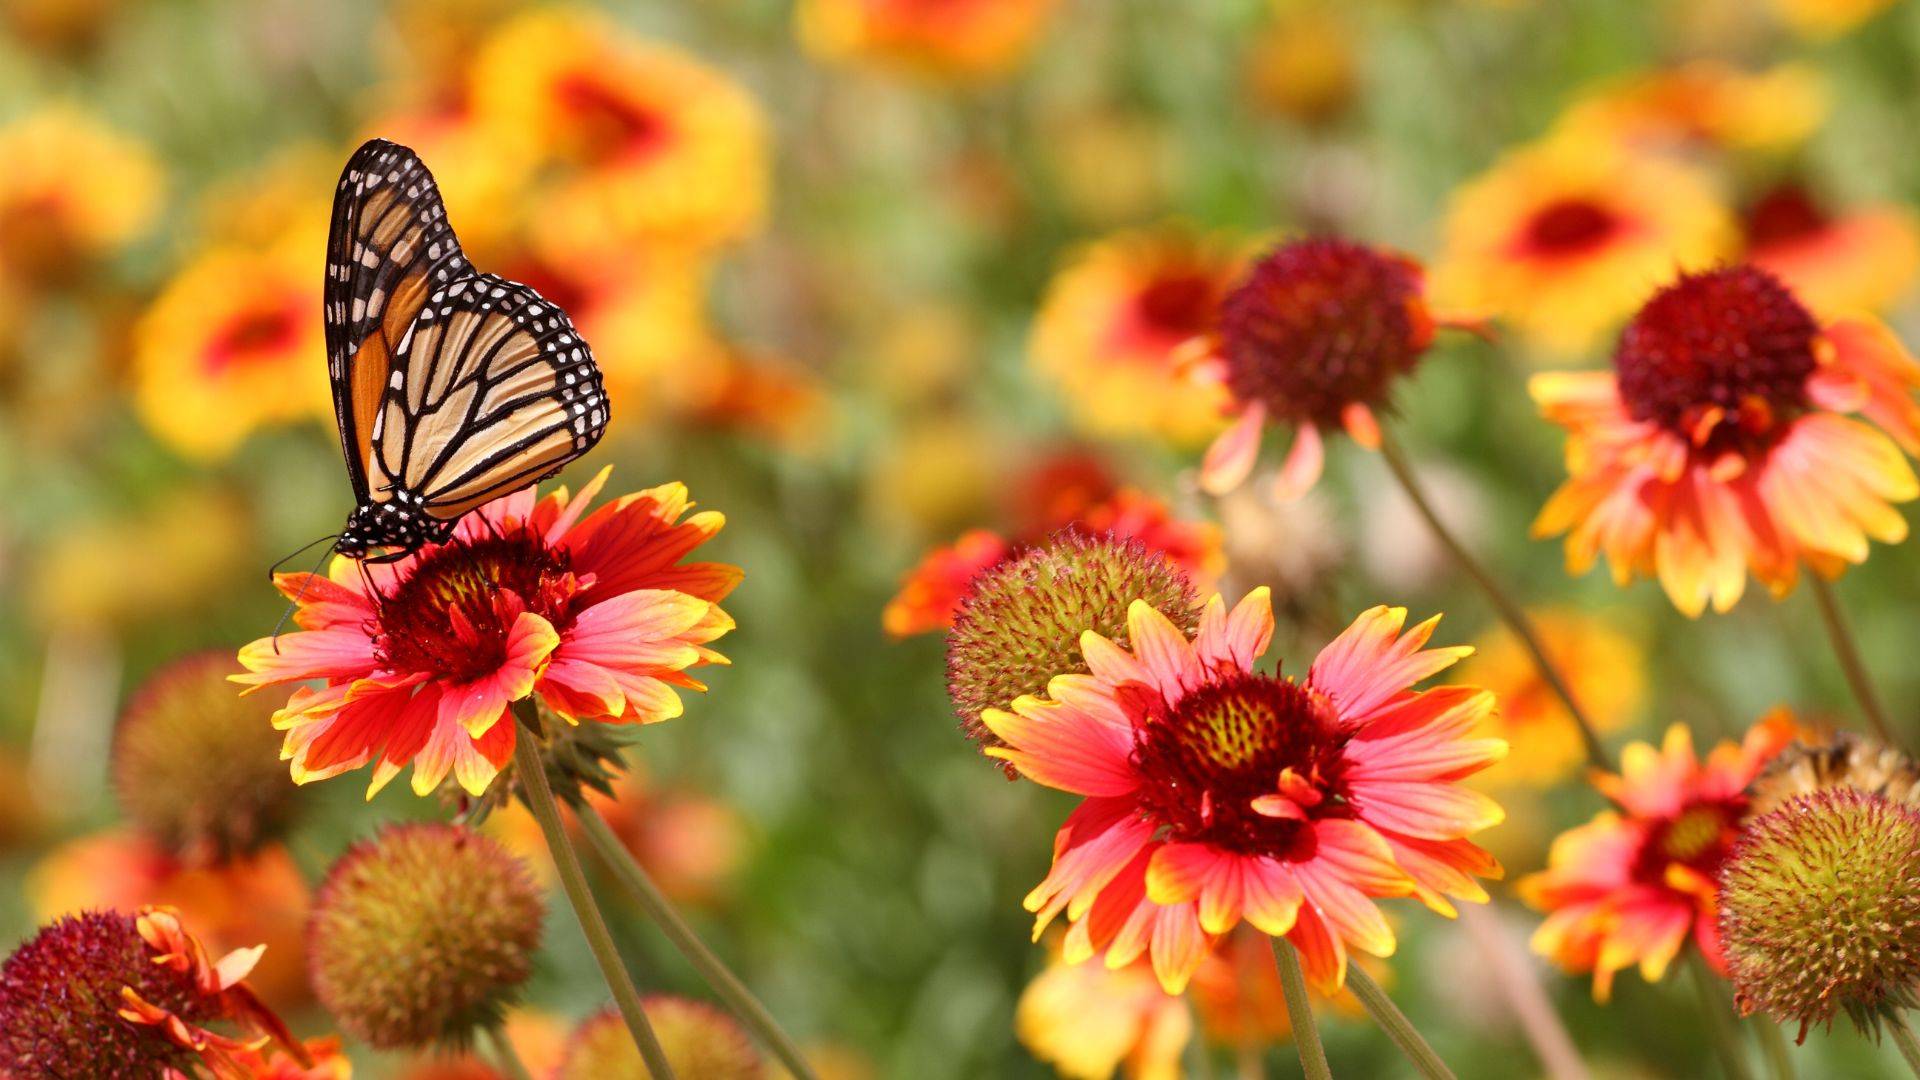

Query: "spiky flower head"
<box><xmin>112</xmin><ymin>651</ymin><xmax>295</xmax><ymax>860</ymax></box>
<box><xmin>1720</xmin><ymin>788</ymin><xmax>1920</xmax><ymax>1040</ymax></box>
<box><xmin>558</xmin><ymin>997</ymin><xmax>762</xmax><ymax>1080</ymax></box>
<box><xmin>0</xmin><ymin>909</ymin><xmax>210</xmax><ymax>1077</ymax></box>
<box><xmin>1746</xmin><ymin>729</ymin><xmax>1920</xmax><ymax>821</ymax></box>
<box><xmin>309</xmin><ymin>823</ymin><xmax>543</xmax><ymax>1049</ymax></box>
<box><xmin>946</xmin><ymin>530</ymin><xmax>1199</xmax><ymax>755</ymax></box>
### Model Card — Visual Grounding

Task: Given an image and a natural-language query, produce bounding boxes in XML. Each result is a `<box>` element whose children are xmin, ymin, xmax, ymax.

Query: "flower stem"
<box><xmin>510</xmin><ymin>706</ymin><xmax>675</xmax><ymax>1079</ymax></box>
<box><xmin>1808</xmin><ymin>575</ymin><xmax>1900</xmax><ymax>748</ymax></box>
<box><xmin>1270</xmin><ymin>937</ymin><xmax>1331</xmax><ymax>1080</ymax></box>
<box><xmin>1346</xmin><ymin>960</ymin><xmax>1456</xmax><ymax>1080</ymax></box>
<box><xmin>482</xmin><ymin>1025</ymin><xmax>534</xmax><ymax>1080</ymax></box>
<box><xmin>577</xmin><ymin>803</ymin><xmax>819</xmax><ymax>1080</ymax></box>
<box><xmin>1688</xmin><ymin>953</ymin><xmax>1753</xmax><ymax>1080</ymax></box>
<box><xmin>1892</xmin><ymin>1013</ymin><xmax>1920</xmax><ymax>1077</ymax></box>
<box><xmin>1457</xmin><ymin>904</ymin><xmax>1589</xmax><ymax>1080</ymax></box>
<box><xmin>1187</xmin><ymin>1001</ymin><xmax>1217</xmax><ymax>1080</ymax></box>
<box><xmin>1377</xmin><ymin>433</ymin><xmax>1611</xmax><ymax>772</ymax></box>
<box><xmin>1749</xmin><ymin>1015</ymin><xmax>1795</xmax><ymax>1080</ymax></box>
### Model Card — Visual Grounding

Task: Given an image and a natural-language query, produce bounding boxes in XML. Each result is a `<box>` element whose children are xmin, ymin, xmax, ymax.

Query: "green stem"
<box><xmin>511</xmin><ymin>704</ymin><xmax>675</xmax><ymax>1079</ymax></box>
<box><xmin>1688</xmin><ymin>953</ymin><xmax>1752</xmax><ymax>1080</ymax></box>
<box><xmin>482</xmin><ymin>1025</ymin><xmax>534</xmax><ymax>1080</ymax></box>
<box><xmin>1892</xmin><ymin>1013</ymin><xmax>1920</xmax><ymax>1078</ymax></box>
<box><xmin>578</xmin><ymin>804</ymin><xmax>819</xmax><ymax>1080</ymax></box>
<box><xmin>1809</xmin><ymin>575</ymin><xmax>1900</xmax><ymax>748</ymax></box>
<box><xmin>1377</xmin><ymin>433</ymin><xmax>1611</xmax><ymax>772</ymax></box>
<box><xmin>1346</xmin><ymin>961</ymin><xmax>1456</xmax><ymax>1080</ymax></box>
<box><xmin>1750</xmin><ymin>1014</ymin><xmax>1795</xmax><ymax>1080</ymax></box>
<box><xmin>1187</xmin><ymin>1001</ymin><xmax>1217</xmax><ymax>1080</ymax></box>
<box><xmin>1270</xmin><ymin>938</ymin><xmax>1331</xmax><ymax>1080</ymax></box>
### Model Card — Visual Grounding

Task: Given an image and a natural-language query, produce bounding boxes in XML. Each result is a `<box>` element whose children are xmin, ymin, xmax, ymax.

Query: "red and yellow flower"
<box><xmin>1553</xmin><ymin>61</ymin><xmax>1827</xmax><ymax>155</ymax></box>
<box><xmin>1520</xmin><ymin>715</ymin><xmax>1796</xmax><ymax>998</ymax></box>
<box><xmin>987</xmin><ymin>592</ymin><xmax>1505</xmax><ymax>992</ymax></box>
<box><xmin>796</xmin><ymin>0</ymin><xmax>1062</xmax><ymax>82</ymax></box>
<box><xmin>1029</xmin><ymin>226</ymin><xmax>1240</xmax><ymax>447</ymax></box>
<box><xmin>0</xmin><ymin>105</ymin><xmax>162</xmax><ymax>291</ymax></box>
<box><xmin>235</xmin><ymin>469</ymin><xmax>739</xmax><ymax>798</ymax></box>
<box><xmin>1533</xmin><ymin>265</ymin><xmax>1920</xmax><ymax>616</ymax></box>
<box><xmin>1431</xmin><ymin>136</ymin><xmax>1735</xmax><ymax>357</ymax></box>
<box><xmin>1742</xmin><ymin>181</ymin><xmax>1920</xmax><ymax>318</ymax></box>
<box><xmin>1196</xmin><ymin>237</ymin><xmax>1480</xmax><ymax>500</ymax></box>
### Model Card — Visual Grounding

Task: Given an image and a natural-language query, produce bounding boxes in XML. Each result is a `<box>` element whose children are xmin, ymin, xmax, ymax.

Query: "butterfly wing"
<box><xmin>324</xmin><ymin>138</ymin><xmax>470</xmax><ymax>506</ymax></box>
<box><xmin>375</xmin><ymin>272</ymin><xmax>608</xmax><ymax>522</ymax></box>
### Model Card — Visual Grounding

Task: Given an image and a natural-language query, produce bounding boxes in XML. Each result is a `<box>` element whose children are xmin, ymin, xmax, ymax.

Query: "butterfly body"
<box><xmin>324</xmin><ymin>139</ymin><xmax>608</xmax><ymax>562</ymax></box>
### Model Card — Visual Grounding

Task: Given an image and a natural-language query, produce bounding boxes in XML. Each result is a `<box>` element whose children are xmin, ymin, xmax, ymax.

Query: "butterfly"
<box><xmin>324</xmin><ymin>138</ymin><xmax>608</xmax><ymax>563</ymax></box>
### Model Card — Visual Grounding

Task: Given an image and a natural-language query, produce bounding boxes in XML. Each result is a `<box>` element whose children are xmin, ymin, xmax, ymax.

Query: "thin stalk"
<box><xmin>1892</xmin><ymin>1013</ymin><xmax>1920</xmax><ymax>1077</ymax></box>
<box><xmin>1688</xmin><ymin>953</ymin><xmax>1753</xmax><ymax>1080</ymax></box>
<box><xmin>1270</xmin><ymin>938</ymin><xmax>1331</xmax><ymax>1080</ymax></box>
<box><xmin>578</xmin><ymin>805</ymin><xmax>819</xmax><ymax>1080</ymax></box>
<box><xmin>1188</xmin><ymin>1001</ymin><xmax>1217</xmax><ymax>1080</ymax></box>
<box><xmin>510</xmin><ymin>704</ymin><xmax>675</xmax><ymax>1079</ymax></box>
<box><xmin>481</xmin><ymin>1025</ymin><xmax>534</xmax><ymax>1080</ymax></box>
<box><xmin>1809</xmin><ymin>575</ymin><xmax>1900</xmax><ymax>747</ymax></box>
<box><xmin>1749</xmin><ymin>1015</ymin><xmax>1795</xmax><ymax>1080</ymax></box>
<box><xmin>1236</xmin><ymin>1043</ymin><xmax>1266</xmax><ymax>1080</ymax></box>
<box><xmin>1377</xmin><ymin>434</ymin><xmax>1611</xmax><ymax>772</ymax></box>
<box><xmin>1346</xmin><ymin>961</ymin><xmax>1457</xmax><ymax>1080</ymax></box>
<box><xmin>1457</xmin><ymin>905</ymin><xmax>1589</xmax><ymax>1080</ymax></box>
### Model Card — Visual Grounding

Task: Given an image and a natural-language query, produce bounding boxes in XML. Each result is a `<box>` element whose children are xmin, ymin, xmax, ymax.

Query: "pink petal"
<box><xmin>983</xmin><ymin>697</ymin><xmax>1140</xmax><ymax>797</ymax></box>
<box><xmin>1272</xmin><ymin>422</ymin><xmax>1324</xmax><ymax>502</ymax></box>
<box><xmin>1200</xmin><ymin>404</ymin><xmax>1265</xmax><ymax>496</ymax></box>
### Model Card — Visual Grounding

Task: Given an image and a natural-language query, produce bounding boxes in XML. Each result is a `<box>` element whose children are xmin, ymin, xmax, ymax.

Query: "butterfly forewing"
<box><xmin>324</xmin><ymin>139</ymin><xmax>608</xmax><ymax>558</ymax></box>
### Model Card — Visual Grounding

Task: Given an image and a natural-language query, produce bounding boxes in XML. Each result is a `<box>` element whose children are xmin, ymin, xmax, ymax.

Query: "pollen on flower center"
<box><xmin>1216</xmin><ymin>237</ymin><xmax>1430</xmax><ymax>427</ymax></box>
<box><xmin>1657</xmin><ymin>805</ymin><xmax>1726</xmax><ymax>863</ymax></box>
<box><xmin>1613</xmin><ymin>266</ymin><xmax>1820</xmax><ymax>448</ymax></box>
<box><xmin>374</xmin><ymin>530</ymin><xmax>581</xmax><ymax>684</ymax></box>
<box><xmin>1131</xmin><ymin>672</ymin><xmax>1351</xmax><ymax>858</ymax></box>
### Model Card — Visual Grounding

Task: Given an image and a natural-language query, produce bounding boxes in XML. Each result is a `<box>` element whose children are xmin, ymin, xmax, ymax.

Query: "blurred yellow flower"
<box><xmin>1555</xmin><ymin>61</ymin><xmax>1827</xmax><ymax>154</ymax></box>
<box><xmin>31</xmin><ymin>487</ymin><xmax>252</xmax><ymax>633</ymax></box>
<box><xmin>1464</xmin><ymin>610</ymin><xmax>1643</xmax><ymax>786</ymax></box>
<box><xmin>131</xmin><ymin>233</ymin><xmax>329</xmax><ymax>460</ymax></box>
<box><xmin>1243</xmin><ymin>3</ymin><xmax>1359</xmax><ymax>127</ymax></box>
<box><xmin>1429</xmin><ymin>136</ymin><xmax>1735</xmax><ymax>356</ymax></box>
<box><xmin>1742</xmin><ymin>182</ymin><xmax>1920</xmax><ymax>318</ymax></box>
<box><xmin>1016</xmin><ymin>944</ymin><xmax>1190</xmax><ymax>1080</ymax></box>
<box><xmin>1772</xmin><ymin>0</ymin><xmax>1897</xmax><ymax>39</ymax></box>
<box><xmin>1030</xmin><ymin>226</ymin><xmax>1239</xmax><ymax>447</ymax></box>
<box><xmin>797</xmin><ymin>0</ymin><xmax>1061</xmax><ymax>82</ymax></box>
<box><xmin>472</xmin><ymin>7</ymin><xmax>768</xmax><ymax>257</ymax></box>
<box><xmin>0</xmin><ymin>106</ymin><xmax>162</xmax><ymax>290</ymax></box>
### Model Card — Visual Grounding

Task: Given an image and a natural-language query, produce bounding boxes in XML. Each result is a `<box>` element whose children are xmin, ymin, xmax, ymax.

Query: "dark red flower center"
<box><xmin>1634</xmin><ymin>799</ymin><xmax>1741</xmax><ymax>884</ymax></box>
<box><xmin>553</xmin><ymin>73</ymin><xmax>672</xmax><ymax>166</ymax></box>
<box><xmin>1216</xmin><ymin>238</ymin><xmax>1430</xmax><ymax>427</ymax></box>
<box><xmin>1743</xmin><ymin>183</ymin><xmax>1831</xmax><ymax>248</ymax></box>
<box><xmin>1614</xmin><ymin>266</ymin><xmax>1820</xmax><ymax>453</ymax></box>
<box><xmin>374</xmin><ymin>529</ymin><xmax>582</xmax><ymax>684</ymax></box>
<box><xmin>1131</xmin><ymin>672</ymin><xmax>1352</xmax><ymax>860</ymax></box>
<box><xmin>1522</xmin><ymin>198</ymin><xmax>1621</xmax><ymax>256</ymax></box>
<box><xmin>203</xmin><ymin>301</ymin><xmax>302</xmax><ymax>376</ymax></box>
<box><xmin>1133</xmin><ymin>272</ymin><xmax>1221</xmax><ymax>345</ymax></box>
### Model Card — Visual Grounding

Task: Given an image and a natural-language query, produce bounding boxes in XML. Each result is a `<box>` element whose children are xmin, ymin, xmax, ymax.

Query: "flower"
<box><xmin>471</xmin><ymin>8</ymin><xmax>768</xmax><ymax>256</ymax></box>
<box><xmin>1553</xmin><ymin>61</ymin><xmax>1827</xmax><ymax>155</ymax></box>
<box><xmin>1242</xmin><ymin>4</ymin><xmax>1359</xmax><ymax>127</ymax></box>
<box><xmin>1195</xmin><ymin>238</ymin><xmax>1474</xmax><ymax>500</ymax></box>
<box><xmin>1721</xmin><ymin>788</ymin><xmax>1920</xmax><ymax>1040</ymax></box>
<box><xmin>1745</xmin><ymin>728</ymin><xmax>1920</xmax><ymax>820</ymax></box>
<box><xmin>0</xmin><ymin>907</ymin><xmax>305</xmax><ymax>1079</ymax></box>
<box><xmin>1531</xmin><ymin>265</ymin><xmax>1920</xmax><ymax>616</ymax></box>
<box><xmin>131</xmin><ymin>233</ymin><xmax>330</xmax><ymax>461</ymax></box>
<box><xmin>309</xmin><ymin>823</ymin><xmax>543</xmax><ymax>1049</ymax></box>
<box><xmin>1770</xmin><ymin>0</ymin><xmax>1897</xmax><ymax>38</ymax></box>
<box><xmin>987</xmin><ymin>594</ymin><xmax>1505</xmax><ymax>992</ymax></box>
<box><xmin>1519</xmin><ymin>715</ymin><xmax>1796</xmax><ymax>998</ymax></box>
<box><xmin>1742</xmin><ymin>181</ymin><xmax>1920</xmax><ymax>317</ymax></box>
<box><xmin>795</xmin><ymin>0</ymin><xmax>1062</xmax><ymax>82</ymax></box>
<box><xmin>1015</xmin><ymin>942</ymin><xmax>1191</xmax><ymax>1080</ymax></box>
<box><xmin>1429</xmin><ymin>136</ymin><xmax>1734</xmax><ymax>356</ymax></box>
<box><xmin>0</xmin><ymin>106</ymin><xmax>162</xmax><ymax>291</ymax></box>
<box><xmin>947</xmin><ymin>532</ymin><xmax>1199</xmax><ymax>756</ymax></box>
<box><xmin>884</xmin><ymin>530</ymin><xmax>1011</xmax><ymax>638</ymax></box>
<box><xmin>28</xmin><ymin>831</ymin><xmax>313</xmax><ymax>1007</ymax></box>
<box><xmin>559</xmin><ymin>997</ymin><xmax>762</xmax><ymax>1079</ymax></box>
<box><xmin>1029</xmin><ymin>226</ymin><xmax>1240</xmax><ymax>447</ymax></box>
<box><xmin>235</xmin><ymin>469</ymin><xmax>739</xmax><ymax>798</ymax></box>
<box><xmin>112</xmin><ymin>651</ymin><xmax>299</xmax><ymax>860</ymax></box>
<box><xmin>1462</xmin><ymin>610</ymin><xmax>1642</xmax><ymax>786</ymax></box>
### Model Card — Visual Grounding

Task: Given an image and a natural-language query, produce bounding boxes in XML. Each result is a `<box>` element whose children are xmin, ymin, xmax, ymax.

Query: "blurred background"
<box><xmin>4</xmin><ymin>0</ymin><xmax>1920</xmax><ymax>1075</ymax></box>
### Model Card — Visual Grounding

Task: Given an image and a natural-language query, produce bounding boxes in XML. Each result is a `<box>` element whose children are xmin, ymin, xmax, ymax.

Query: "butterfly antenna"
<box><xmin>266</xmin><ymin>535</ymin><xmax>341</xmax><ymax>655</ymax></box>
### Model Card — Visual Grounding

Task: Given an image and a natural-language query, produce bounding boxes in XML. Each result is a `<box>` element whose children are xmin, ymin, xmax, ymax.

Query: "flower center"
<box><xmin>1743</xmin><ymin>183</ymin><xmax>1831</xmax><ymax>248</ymax></box>
<box><xmin>374</xmin><ymin>530</ymin><xmax>582</xmax><ymax>683</ymax></box>
<box><xmin>1133</xmin><ymin>273</ymin><xmax>1220</xmax><ymax>345</ymax></box>
<box><xmin>1216</xmin><ymin>238</ymin><xmax>1429</xmax><ymax>427</ymax></box>
<box><xmin>1613</xmin><ymin>266</ymin><xmax>1819</xmax><ymax>453</ymax></box>
<box><xmin>1635</xmin><ymin>800</ymin><xmax>1738</xmax><ymax>883</ymax></box>
<box><xmin>202</xmin><ymin>300</ymin><xmax>301</xmax><ymax>376</ymax></box>
<box><xmin>553</xmin><ymin>73</ymin><xmax>672</xmax><ymax>166</ymax></box>
<box><xmin>1131</xmin><ymin>672</ymin><xmax>1351</xmax><ymax>859</ymax></box>
<box><xmin>1521</xmin><ymin>198</ymin><xmax>1620</xmax><ymax>256</ymax></box>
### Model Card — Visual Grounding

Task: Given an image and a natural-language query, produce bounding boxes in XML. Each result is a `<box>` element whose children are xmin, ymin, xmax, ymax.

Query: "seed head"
<box><xmin>558</xmin><ymin>997</ymin><xmax>761</xmax><ymax>1080</ymax></box>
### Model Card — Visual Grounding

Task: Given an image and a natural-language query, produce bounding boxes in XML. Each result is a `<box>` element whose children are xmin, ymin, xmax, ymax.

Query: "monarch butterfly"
<box><xmin>325</xmin><ymin>138</ymin><xmax>608</xmax><ymax>562</ymax></box>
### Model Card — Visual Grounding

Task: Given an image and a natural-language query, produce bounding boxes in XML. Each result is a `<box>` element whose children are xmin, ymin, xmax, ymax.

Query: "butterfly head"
<box><xmin>338</xmin><ymin>499</ymin><xmax>450</xmax><ymax>562</ymax></box>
